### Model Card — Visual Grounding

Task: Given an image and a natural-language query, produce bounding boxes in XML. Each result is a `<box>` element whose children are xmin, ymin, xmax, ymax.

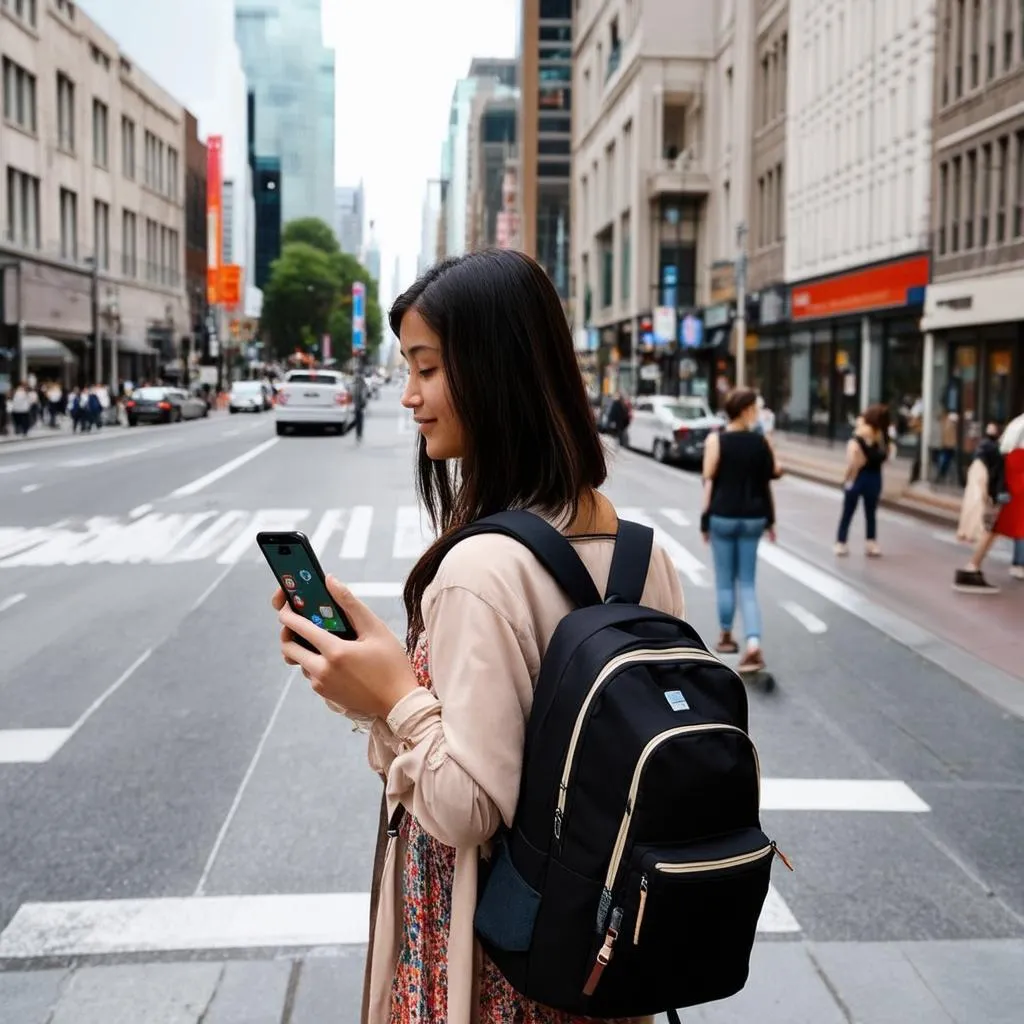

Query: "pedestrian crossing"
<box><xmin>0</xmin><ymin>506</ymin><xmax>710</xmax><ymax>582</ymax></box>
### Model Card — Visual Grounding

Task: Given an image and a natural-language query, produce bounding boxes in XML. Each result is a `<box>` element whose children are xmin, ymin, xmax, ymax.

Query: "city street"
<box><xmin>0</xmin><ymin>387</ymin><xmax>1022</xmax><ymax>1023</ymax></box>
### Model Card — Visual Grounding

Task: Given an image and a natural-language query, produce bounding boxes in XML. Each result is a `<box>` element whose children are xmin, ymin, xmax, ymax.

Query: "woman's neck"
<box><xmin>726</xmin><ymin>419</ymin><xmax>749</xmax><ymax>431</ymax></box>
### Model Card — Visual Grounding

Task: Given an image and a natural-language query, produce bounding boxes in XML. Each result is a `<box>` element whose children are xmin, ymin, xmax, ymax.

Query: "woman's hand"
<box><xmin>272</xmin><ymin>576</ymin><xmax>419</xmax><ymax>719</ymax></box>
<box><xmin>766</xmin><ymin>526</ymin><xmax>777</xmax><ymax>544</ymax></box>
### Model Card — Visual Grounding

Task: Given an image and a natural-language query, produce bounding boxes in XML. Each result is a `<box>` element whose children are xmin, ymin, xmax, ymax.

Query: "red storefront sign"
<box><xmin>790</xmin><ymin>254</ymin><xmax>929</xmax><ymax>321</ymax></box>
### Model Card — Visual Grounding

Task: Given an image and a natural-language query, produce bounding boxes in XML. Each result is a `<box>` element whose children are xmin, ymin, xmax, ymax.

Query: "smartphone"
<box><xmin>257</xmin><ymin>531</ymin><xmax>357</xmax><ymax>651</ymax></box>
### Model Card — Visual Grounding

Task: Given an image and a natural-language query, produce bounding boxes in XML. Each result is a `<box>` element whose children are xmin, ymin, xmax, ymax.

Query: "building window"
<box><xmin>167</xmin><ymin>147</ymin><xmax>179</xmax><ymax>200</ymax></box>
<box><xmin>941</xmin><ymin>7</ymin><xmax>951</xmax><ymax>104</ymax></box>
<box><xmin>600</xmin><ymin>244</ymin><xmax>613</xmax><ymax>308</ymax></box>
<box><xmin>3</xmin><ymin>0</ymin><xmax>37</xmax><ymax>25</ymax></box>
<box><xmin>987</xmin><ymin>0</ymin><xmax>997</xmax><ymax>78</ymax></box>
<box><xmin>981</xmin><ymin>142</ymin><xmax>991</xmax><ymax>246</ymax></box>
<box><xmin>757</xmin><ymin>175</ymin><xmax>765</xmax><ymax>247</ymax></box>
<box><xmin>92</xmin><ymin>99</ymin><xmax>108</xmax><ymax>168</ymax></box>
<box><xmin>122</xmin><ymin>210</ymin><xmax>137</xmax><ymax>277</ymax></box>
<box><xmin>620</xmin><ymin>214</ymin><xmax>630</xmax><ymax>301</ymax></box>
<box><xmin>955</xmin><ymin>0</ymin><xmax>965</xmax><ymax>97</ymax></box>
<box><xmin>56</xmin><ymin>72</ymin><xmax>75</xmax><ymax>152</ymax></box>
<box><xmin>952</xmin><ymin>154</ymin><xmax>962</xmax><ymax>250</ymax></box>
<box><xmin>1004</xmin><ymin>0</ymin><xmax>1015</xmax><ymax>70</ymax></box>
<box><xmin>938</xmin><ymin>161</ymin><xmax>948</xmax><ymax>254</ymax></box>
<box><xmin>779</xmin><ymin>32</ymin><xmax>788</xmax><ymax>114</ymax></box>
<box><xmin>4</xmin><ymin>166</ymin><xmax>40</xmax><ymax>249</ymax></box>
<box><xmin>760</xmin><ymin>55</ymin><xmax>769</xmax><ymax>127</ymax></box>
<box><xmin>1015</xmin><ymin>131</ymin><xmax>1024</xmax><ymax>237</ymax></box>
<box><xmin>122</xmin><ymin>117</ymin><xmax>135</xmax><ymax>179</ymax></box>
<box><xmin>970</xmin><ymin>0</ymin><xmax>981</xmax><ymax>88</ymax></box>
<box><xmin>2</xmin><ymin>58</ymin><xmax>37</xmax><ymax>134</ymax></box>
<box><xmin>776</xmin><ymin>162</ymin><xmax>784</xmax><ymax>241</ymax></box>
<box><xmin>145</xmin><ymin>218</ymin><xmax>158</xmax><ymax>282</ymax></box>
<box><xmin>169</xmin><ymin>228</ymin><xmax>180</xmax><ymax>287</ymax></box>
<box><xmin>966</xmin><ymin>149</ymin><xmax>977</xmax><ymax>248</ymax></box>
<box><xmin>765</xmin><ymin>168</ymin><xmax>774</xmax><ymax>245</ymax></box>
<box><xmin>93</xmin><ymin>199</ymin><xmax>109</xmax><ymax>269</ymax></box>
<box><xmin>59</xmin><ymin>187</ymin><xmax>78</xmax><ymax>261</ymax></box>
<box><xmin>997</xmin><ymin>135</ymin><xmax>1008</xmax><ymax>243</ymax></box>
<box><xmin>144</xmin><ymin>130</ymin><xmax>157</xmax><ymax>188</ymax></box>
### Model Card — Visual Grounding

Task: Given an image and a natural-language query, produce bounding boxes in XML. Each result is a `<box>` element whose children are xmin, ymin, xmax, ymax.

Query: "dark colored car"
<box><xmin>126</xmin><ymin>386</ymin><xmax>208</xmax><ymax>426</ymax></box>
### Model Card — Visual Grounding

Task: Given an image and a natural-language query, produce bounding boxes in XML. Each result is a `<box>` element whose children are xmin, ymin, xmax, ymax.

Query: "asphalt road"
<box><xmin>0</xmin><ymin>388</ymin><xmax>1021</xmax><ymax>1023</ymax></box>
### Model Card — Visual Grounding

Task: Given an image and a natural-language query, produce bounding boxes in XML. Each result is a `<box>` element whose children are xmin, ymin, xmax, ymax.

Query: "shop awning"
<box><xmin>22</xmin><ymin>335</ymin><xmax>76</xmax><ymax>363</ymax></box>
<box><xmin>117</xmin><ymin>335</ymin><xmax>161</xmax><ymax>356</ymax></box>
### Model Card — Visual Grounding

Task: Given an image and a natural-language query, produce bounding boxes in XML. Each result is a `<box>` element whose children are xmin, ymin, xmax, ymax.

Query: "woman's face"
<box><xmin>399</xmin><ymin>308</ymin><xmax>465</xmax><ymax>461</ymax></box>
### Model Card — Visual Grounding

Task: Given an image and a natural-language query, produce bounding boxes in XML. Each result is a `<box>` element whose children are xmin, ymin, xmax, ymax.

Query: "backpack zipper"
<box><xmin>553</xmin><ymin>647</ymin><xmax>732</xmax><ymax>840</ymax></box>
<box><xmin>595</xmin><ymin>723</ymin><xmax>761</xmax><ymax>931</ymax></box>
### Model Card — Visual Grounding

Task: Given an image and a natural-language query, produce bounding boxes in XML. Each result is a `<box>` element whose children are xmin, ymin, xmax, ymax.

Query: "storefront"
<box><xmin>920</xmin><ymin>269</ymin><xmax>1024</xmax><ymax>485</ymax></box>
<box><xmin>778</xmin><ymin>253</ymin><xmax>930</xmax><ymax>443</ymax></box>
<box><xmin>745</xmin><ymin>284</ymin><xmax>790</xmax><ymax>416</ymax></box>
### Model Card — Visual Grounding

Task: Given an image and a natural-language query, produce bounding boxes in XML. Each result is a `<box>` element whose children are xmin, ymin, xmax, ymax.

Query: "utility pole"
<box><xmin>734</xmin><ymin>221</ymin><xmax>748</xmax><ymax>389</ymax></box>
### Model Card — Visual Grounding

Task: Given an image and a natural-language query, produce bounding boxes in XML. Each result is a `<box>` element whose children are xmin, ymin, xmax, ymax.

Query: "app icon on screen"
<box><xmin>311</xmin><ymin>614</ymin><xmax>323</xmax><ymax>626</ymax></box>
<box><xmin>319</xmin><ymin>605</ymin><xmax>333</xmax><ymax>618</ymax></box>
<box><xmin>299</xmin><ymin>569</ymin><xmax>313</xmax><ymax>582</ymax></box>
<box><xmin>282</xmin><ymin>574</ymin><xmax>297</xmax><ymax>591</ymax></box>
<box><xmin>293</xmin><ymin>595</ymin><xmax>306</xmax><ymax>610</ymax></box>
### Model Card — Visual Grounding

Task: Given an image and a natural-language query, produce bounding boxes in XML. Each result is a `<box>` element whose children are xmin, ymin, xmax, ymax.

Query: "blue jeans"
<box><xmin>837</xmin><ymin>470</ymin><xmax>882</xmax><ymax>543</ymax></box>
<box><xmin>709</xmin><ymin>516</ymin><xmax>767</xmax><ymax>644</ymax></box>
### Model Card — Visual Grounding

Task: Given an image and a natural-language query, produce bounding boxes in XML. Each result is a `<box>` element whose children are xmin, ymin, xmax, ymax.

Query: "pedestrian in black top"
<box><xmin>700</xmin><ymin>387</ymin><xmax>780</xmax><ymax>674</ymax></box>
<box><xmin>835</xmin><ymin>404</ymin><xmax>891</xmax><ymax>557</ymax></box>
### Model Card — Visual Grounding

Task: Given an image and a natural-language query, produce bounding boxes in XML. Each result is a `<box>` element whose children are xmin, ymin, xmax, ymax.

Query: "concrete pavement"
<box><xmin>0</xmin><ymin>388</ymin><xmax>1021</xmax><ymax>1022</ymax></box>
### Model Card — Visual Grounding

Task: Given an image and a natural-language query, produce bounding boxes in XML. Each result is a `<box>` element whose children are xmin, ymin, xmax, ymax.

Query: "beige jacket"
<box><xmin>358</xmin><ymin>529</ymin><xmax>685</xmax><ymax>1023</ymax></box>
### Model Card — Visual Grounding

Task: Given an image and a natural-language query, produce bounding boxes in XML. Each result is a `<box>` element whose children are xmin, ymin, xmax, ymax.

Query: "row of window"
<box><xmin>936</xmin><ymin>131</ymin><xmax>1024</xmax><ymax>255</ymax></box>
<box><xmin>758</xmin><ymin>32</ymin><xmax>789</xmax><ymax>131</ymax></box>
<box><xmin>5</xmin><ymin>165</ymin><xmax>182</xmax><ymax>286</ymax></box>
<box><xmin>756</xmin><ymin>162</ymin><xmax>786</xmax><ymax>250</ymax></box>
<box><xmin>1</xmin><ymin>57</ymin><xmax>179</xmax><ymax>199</ymax></box>
<box><xmin>940</xmin><ymin>0</ymin><xmax>1024</xmax><ymax>108</ymax></box>
<box><xmin>0</xmin><ymin>0</ymin><xmax>38</xmax><ymax>28</ymax></box>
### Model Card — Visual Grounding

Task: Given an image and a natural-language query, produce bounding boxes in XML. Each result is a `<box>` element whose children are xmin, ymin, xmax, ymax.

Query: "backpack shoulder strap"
<box><xmin>449</xmin><ymin>510</ymin><xmax>603</xmax><ymax>608</ymax></box>
<box><xmin>605</xmin><ymin>518</ymin><xmax>654</xmax><ymax>604</ymax></box>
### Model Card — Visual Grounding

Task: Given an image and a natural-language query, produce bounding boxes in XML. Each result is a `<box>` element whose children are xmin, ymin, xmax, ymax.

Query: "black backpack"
<box><xmin>437</xmin><ymin>510</ymin><xmax>790</xmax><ymax>1021</ymax></box>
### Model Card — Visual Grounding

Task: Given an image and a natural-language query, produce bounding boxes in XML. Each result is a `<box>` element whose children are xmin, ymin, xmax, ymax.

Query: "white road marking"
<box><xmin>349</xmin><ymin>581</ymin><xmax>403</xmax><ymax>598</ymax></box>
<box><xmin>217</xmin><ymin>509</ymin><xmax>309</xmax><ymax>565</ymax></box>
<box><xmin>0</xmin><ymin>592</ymin><xmax>26</xmax><ymax>614</ymax></box>
<box><xmin>761</xmin><ymin>779</ymin><xmax>930</xmax><ymax>813</ymax></box>
<box><xmin>393</xmin><ymin>505</ymin><xmax>434</xmax><ymax>558</ymax></box>
<box><xmin>175</xmin><ymin>511</ymin><xmax>249</xmax><ymax>561</ymax></box>
<box><xmin>129</xmin><ymin>503</ymin><xmax>153</xmax><ymax>519</ymax></box>
<box><xmin>619</xmin><ymin>508</ymin><xmax>708</xmax><ymax>587</ymax></box>
<box><xmin>340</xmin><ymin>505</ymin><xmax>372</xmax><ymax>559</ymax></box>
<box><xmin>658</xmin><ymin>508</ymin><xmax>691</xmax><ymax>527</ymax></box>
<box><xmin>0</xmin><ymin>462</ymin><xmax>34</xmax><ymax>475</ymax></box>
<box><xmin>0</xmin><ymin>729</ymin><xmax>71</xmax><ymax>765</ymax></box>
<box><xmin>780</xmin><ymin>600</ymin><xmax>828</xmax><ymax>634</ymax></box>
<box><xmin>69</xmin><ymin>648</ymin><xmax>153</xmax><ymax>736</ymax></box>
<box><xmin>169</xmin><ymin>437</ymin><xmax>279</xmax><ymax>497</ymax></box>
<box><xmin>309</xmin><ymin>509</ymin><xmax>342</xmax><ymax>554</ymax></box>
<box><xmin>195</xmin><ymin>669</ymin><xmax>298</xmax><ymax>896</ymax></box>
<box><xmin>222</xmin><ymin>428</ymin><xmax>242</xmax><ymax>437</ymax></box>
<box><xmin>190</xmin><ymin>562</ymin><xmax>237</xmax><ymax>612</ymax></box>
<box><xmin>61</xmin><ymin>444</ymin><xmax>160</xmax><ymax>468</ymax></box>
<box><xmin>20</xmin><ymin>483</ymin><xmax>40</xmax><ymax>493</ymax></box>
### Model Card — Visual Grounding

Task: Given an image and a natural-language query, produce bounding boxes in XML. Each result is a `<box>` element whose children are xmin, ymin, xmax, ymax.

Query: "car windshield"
<box><xmin>662</xmin><ymin>402</ymin><xmax>712</xmax><ymax>421</ymax></box>
<box><xmin>286</xmin><ymin>373</ymin><xmax>341</xmax><ymax>385</ymax></box>
<box><xmin>133</xmin><ymin>388</ymin><xmax>167</xmax><ymax>400</ymax></box>
<box><xmin>233</xmin><ymin>382</ymin><xmax>262</xmax><ymax>392</ymax></box>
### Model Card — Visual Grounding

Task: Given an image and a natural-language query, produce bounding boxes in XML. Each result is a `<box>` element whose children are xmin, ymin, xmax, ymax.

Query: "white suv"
<box><xmin>274</xmin><ymin>370</ymin><xmax>356</xmax><ymax>435</ymax></box>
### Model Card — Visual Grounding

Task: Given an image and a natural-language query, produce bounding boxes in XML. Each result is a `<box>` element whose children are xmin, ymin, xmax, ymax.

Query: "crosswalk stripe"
<box><xmin>393</xmin><ymin>506</ymin><xmax>434</xmax><ymax>559</ymax></box>
<box><xmin>309</xmin><ymin>509</ymin><xmax>343</xmax><ymax>554</ymax></box>
<box><xmin>340</xmin><ymin>505</ymin><xmax>373</xmax><ymax>559</ymax></box>
<box><xmin>217</xmin><ymin>510</ymin><xmax>310</xmax><ymax>565</ymax></box>
<box><xmin>175</xmin><ymin>511</ymin><xmax>248</xmax><ymax>561</ymax></box>
<box><xmin>659</xmin><ymin>508</ymin><xmax>691</xmax><ymax>528</ymax></box>
<box><xmin>620</xmin><ymin>508</ymin><xmax>708</xmax><ymax>587</ymax></box>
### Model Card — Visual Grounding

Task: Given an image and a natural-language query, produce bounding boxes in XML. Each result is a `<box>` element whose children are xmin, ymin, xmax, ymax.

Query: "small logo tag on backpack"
<box><xmin>664</xmin><ymin>689</ymin><xmax>690</xmax><ymax>711</ymax></box>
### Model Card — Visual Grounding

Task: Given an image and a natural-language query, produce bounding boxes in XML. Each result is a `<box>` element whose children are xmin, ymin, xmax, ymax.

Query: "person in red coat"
<box><xmin>954</xmin><ymin>413</ymin><xmax>1024</xmax><ymax>593</ymax></box>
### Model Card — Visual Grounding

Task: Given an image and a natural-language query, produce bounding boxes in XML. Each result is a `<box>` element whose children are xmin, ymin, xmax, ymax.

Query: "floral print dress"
<box><xmin>388</xmin><ymin>638</ymin><xmax>639</xmax><ymax>1024</ymax></box>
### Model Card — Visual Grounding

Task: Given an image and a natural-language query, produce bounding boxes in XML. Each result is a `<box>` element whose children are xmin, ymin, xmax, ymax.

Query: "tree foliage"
<box><xmin>261</xmin><ymin>217</ymin><xmax>382</xmax><ymax>364</ymax></box>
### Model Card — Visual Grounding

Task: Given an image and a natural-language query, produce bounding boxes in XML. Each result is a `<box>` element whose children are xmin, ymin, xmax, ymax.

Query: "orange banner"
<box><xmin>220</xmin><ymin>264</ymin><xmax>242</xmax><ymax>308</ymax></box>
<box><xmin>206</xmin><ymin>135</ymin><xmax>223</xmax><ymax>304</ymax></box>
<box><xmin>791</xmin><ymin>254</ymin><xmax>929</xmax><ymax>321</ymax></box>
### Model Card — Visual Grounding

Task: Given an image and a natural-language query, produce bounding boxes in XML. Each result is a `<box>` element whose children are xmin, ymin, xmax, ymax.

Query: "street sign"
<box><xmin>352</xmin><ymin>281</ymin><xmax>366</xmax><ymax>354</ymax></box>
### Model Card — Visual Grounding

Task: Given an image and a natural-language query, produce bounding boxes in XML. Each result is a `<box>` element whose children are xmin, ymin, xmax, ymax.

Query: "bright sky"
<box><xmin>323</xmin><ymin>0</ymin><xmax>519</xmax><ymax>303</ymax></box>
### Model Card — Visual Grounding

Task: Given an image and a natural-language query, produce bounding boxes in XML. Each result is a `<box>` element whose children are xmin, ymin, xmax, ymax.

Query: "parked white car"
<box><xmin>274</xmin><ymin>369</ymin><xmax>355</xmax><ymax>435</ymax></box>
<box><xmin>229</xmin><ymin>380</ymin><xmax>268</xmax><ymax>413</ymax></box>
<box><xmin>627</xmin><ymin>395</ymin><xmax>721</xmax><ymax>466</ymax></box>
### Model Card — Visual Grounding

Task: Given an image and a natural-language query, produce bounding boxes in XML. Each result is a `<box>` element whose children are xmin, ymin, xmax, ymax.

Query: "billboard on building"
<box><xmin>207</xmin><ymin>135</ymin><xmax>223</xmax><ymax>304</ymax></box>
<box><xmin>220</xmin><ymin>264</ymin><xmax>242</xmax><ymax>309</ymax></box>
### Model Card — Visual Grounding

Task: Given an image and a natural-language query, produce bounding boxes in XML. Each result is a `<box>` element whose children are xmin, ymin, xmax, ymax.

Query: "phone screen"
<box><xmin>259</xmin><ymin>536</ymin><xmax>356</xmax><ymax>639</ymax></box>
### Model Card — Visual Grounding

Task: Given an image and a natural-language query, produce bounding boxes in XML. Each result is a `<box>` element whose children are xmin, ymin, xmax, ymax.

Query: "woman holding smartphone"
<box><xmin>271</xmin><ymin>250</ymin><xmax>684</xmax><ymax>1024</ymax></box>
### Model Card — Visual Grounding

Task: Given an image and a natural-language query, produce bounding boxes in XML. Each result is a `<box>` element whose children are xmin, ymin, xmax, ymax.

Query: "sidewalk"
<box><xmin>0</xmin><ymin>412</ymin><xmax>124</xmax><ymax>445</ymax></box>
<box><xmin>1</xmin><ymin>938</ymin><xmax>1020</xmax><ymax>1022</ymax></box>
<box><xmin>771</xmin><ymin>470</ymin><xmax>1024</xmax><ymax>684</ymax></box>
<box><xmin>772</xmin><ymin>433</ymin><xmax>962</xmax><ymax>524</ymax></box>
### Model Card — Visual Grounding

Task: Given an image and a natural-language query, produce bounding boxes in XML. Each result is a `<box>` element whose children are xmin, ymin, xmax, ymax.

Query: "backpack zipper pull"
<box><xmin>632</xmin><ymin>874</ymin><xmax>648</xmax><ymax>945</ymax></box>
<box><xmin>771</xmin><ymin>840</ymin><xmax>794</xmax><ymax>871</ymax></box>
<box><xmin>582</xmin><ymin>906</ymin><xmax>622</xmax><ymax>997</ymax></box>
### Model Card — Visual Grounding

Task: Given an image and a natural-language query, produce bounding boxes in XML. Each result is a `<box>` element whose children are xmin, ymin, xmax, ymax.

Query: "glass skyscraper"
<box><xmin>234</xmin><ymin>0</ymin><xmax>335</xmax><ymax>228</ymax></box>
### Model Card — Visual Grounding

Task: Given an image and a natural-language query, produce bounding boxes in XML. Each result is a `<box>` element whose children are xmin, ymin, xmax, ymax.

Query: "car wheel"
<box><xmin>128</xmin><ymin>417</ymin><xmax>137</xmax><ymax>427</ymax></box>
<box><xmin>229</xmin><ymin>407</ymin><xmax>238</xmax><ymax>414</ymax></box>
<box><xmin>653</xmin><ymin>439</ymin><xmax>669</xmax><ymax>463</ymax></box>
<box><xmin>276</xmin><ymin>422</ymin><xmax>287</xmax><ymax>435</ymax></box>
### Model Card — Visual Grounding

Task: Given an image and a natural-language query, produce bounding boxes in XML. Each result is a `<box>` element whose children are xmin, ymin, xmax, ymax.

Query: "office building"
<box><xmin>335</xmin><ymin>184</ymin><xmax>364</xmax><ymax>257</ymax></box>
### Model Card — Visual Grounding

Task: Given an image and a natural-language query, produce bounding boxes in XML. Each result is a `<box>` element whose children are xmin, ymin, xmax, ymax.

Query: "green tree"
<box><xmin>282</xmin><ymin>217</ymin><xmax>340</xmax><ymax>255</ymax></box>
<box><xmin>260</xmin><ymin>242</ymin><xmax>338</xmax><ymax>358</ymax></box>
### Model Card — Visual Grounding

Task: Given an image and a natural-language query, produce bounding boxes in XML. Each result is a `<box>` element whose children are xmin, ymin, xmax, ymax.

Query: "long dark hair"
<box><xmin>389</xmin><ymin>249</ymin><xmax>607</xmax><ymax>648</ymax></box>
